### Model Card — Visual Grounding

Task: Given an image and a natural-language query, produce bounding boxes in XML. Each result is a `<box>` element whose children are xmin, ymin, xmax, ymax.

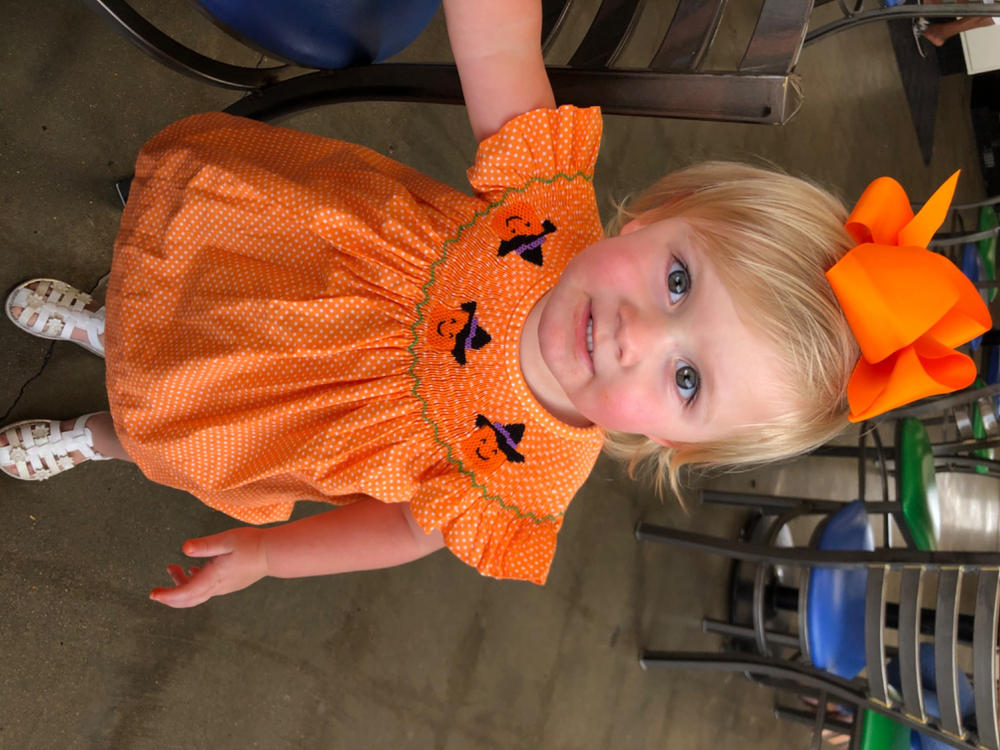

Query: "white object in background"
<box><xmin>936</xmin><ymin>472</ymin><xmax>1000</xmax><ymax>551</ymax></box>
<box><xmin>961</xmin><ymin>23</ymin><xmax>1000</xmax><ymax>74</ymax></box>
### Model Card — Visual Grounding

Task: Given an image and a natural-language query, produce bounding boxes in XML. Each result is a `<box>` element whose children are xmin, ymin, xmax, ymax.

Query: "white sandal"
<box><xmin>0</xmin><ymin>414</ymin><xmax>111</xmax><ymax>481</ymax></box>
<box><xmin>5</xmin><ymin>278</ymin><xmax>105</xmax><ymax>357</ymax></box>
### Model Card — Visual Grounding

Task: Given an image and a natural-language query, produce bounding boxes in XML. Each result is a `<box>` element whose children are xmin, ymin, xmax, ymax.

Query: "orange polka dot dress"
<box><xmin>104</xmin><ymin>106</ymin><xmax>605</xmax><ymax>584</ymax></box>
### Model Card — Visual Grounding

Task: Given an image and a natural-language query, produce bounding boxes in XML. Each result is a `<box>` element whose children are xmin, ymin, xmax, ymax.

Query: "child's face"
<box><xmin>529</xmin><ymin>216</ymin><xmax>793</xmax><ymax>445</ymax></box>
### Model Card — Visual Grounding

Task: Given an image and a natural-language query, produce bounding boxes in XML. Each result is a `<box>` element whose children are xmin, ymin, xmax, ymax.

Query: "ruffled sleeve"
<box><xmin>408</xmin><ymin>418</ymin><xmax>602</xmax><ymax>585</ymax></box>
<box><xmin>466</xmin><ymin>106</ymin><xmax>603</xmax><ymax>203</ymax></box>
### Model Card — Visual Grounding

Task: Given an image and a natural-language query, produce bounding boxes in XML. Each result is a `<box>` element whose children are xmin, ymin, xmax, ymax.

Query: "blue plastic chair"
<box><xmin>805</xmin><ymin>500</ymin><xmax>873</xmax><ymax>679</ymax></box>
<box><xmin>83</xmin><ymin>0</ymin><xmax>441</xmax><ymax>91</ymax></box>
<box><xmin>805</xmin><ymin>501</ymin><xmax>911</xmax><ymax>749</ymax></box>
<box><xmin>805</xmin><ymin>494</ymin><xmax>965</xmax><ymax>749</ymax></box>
<box><xmin>196</xmin><ymin>0</ymin><xmax>441</xmax><ymax>69</ymax></box>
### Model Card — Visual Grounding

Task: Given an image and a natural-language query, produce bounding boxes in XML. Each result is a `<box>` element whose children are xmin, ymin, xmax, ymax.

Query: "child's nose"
<box><xmin>616</xmin><ymin>303</ymin><xmax>670</xmax><ymax>368</ymax></box>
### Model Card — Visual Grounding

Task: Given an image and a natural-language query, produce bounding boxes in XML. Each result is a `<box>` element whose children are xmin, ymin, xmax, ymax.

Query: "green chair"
<box><xmin>885</xmin><ymin>383</ymin><xmax>1000</xmax><ymax>480</ymax></box>
<box><xmin>895</xmin><ymin>416</ymin><xmax>940</xmax><ymax>551</ymax></box>
<box><xmin>860</xmin><ymin>711</ymin><xmax>911</xmax><ymax>750</ymax></box>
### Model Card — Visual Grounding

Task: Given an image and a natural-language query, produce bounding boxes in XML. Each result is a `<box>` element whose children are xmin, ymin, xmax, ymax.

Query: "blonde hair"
<box><xmin>601</xmin><ymin>161</ymin><xmax>859</xmax><ymax>496</ymax></box>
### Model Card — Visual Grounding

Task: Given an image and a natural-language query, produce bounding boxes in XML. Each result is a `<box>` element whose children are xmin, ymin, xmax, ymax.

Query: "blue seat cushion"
<box><xmin>961</xmin><ymin>243</ymin><xmax>984</xmax><ymax>349</ymax></box>
<box><xmin>197</xmin><ymin>0</ymin><xmax>441</xmax><ymax>69</ymax></box>
<box><xmin>807</xmin><ymin>499</ymin><xmax>874</xmax><ymax>679</ymax></box>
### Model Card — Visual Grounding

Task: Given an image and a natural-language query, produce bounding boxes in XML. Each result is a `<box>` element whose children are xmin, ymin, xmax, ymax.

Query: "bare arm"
<box><xmin>443</xmin><ymin>0</ymin><xmax>554</xmax><ymax>141</ymax></box>
<box><xmin>263</xmin><ymin>497</ymin><xmax>444</xmax><ymax>577</ymax></box>
<box><xmin>150</xmin><ymin>497</ymin><xmax>444</xmax><ymax>608</ymax></box>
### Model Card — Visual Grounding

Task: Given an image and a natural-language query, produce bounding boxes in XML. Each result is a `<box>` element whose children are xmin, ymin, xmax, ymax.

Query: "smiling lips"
<box><xmin>577</xmin><ymin>302</ymin><xmax>595</xmax><ymax>375</ymax></box>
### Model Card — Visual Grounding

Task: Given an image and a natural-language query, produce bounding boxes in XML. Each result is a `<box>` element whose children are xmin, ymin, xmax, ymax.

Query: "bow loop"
<box><xmin>845</xmin><ymin>176</ymin><xmax>913</xmax><ymax>246</ymax></box>
<box><xmin>827</xmin><ymin>171</ymin><xmax>991</xmax><ymax>421</ymax></box>
<box><xmin>900</xmin><ymin>171</ymin><xmax>960</xmax><ymax>248</ymax></box>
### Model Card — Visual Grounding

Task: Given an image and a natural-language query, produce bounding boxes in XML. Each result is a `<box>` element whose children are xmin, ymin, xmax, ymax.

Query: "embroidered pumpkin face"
<box><xmin>459</xmin><ymin>414</ymin><xmax>525</xmax><ymax>476</ymax></box>
<box><xmin>491</xmin><ymin>201</ymin><xmax>544</xmax><ymax>240</ymax></box>
<box><xmin>460</xmin><ymin>424</ymin><xmax>507</xmax><ymax>475</ymax></box>
<box><xmin>425</xmin><ymin>302</ymin><xmax>491</xmax><ymax>365</ymax></box>
<box><xmin>427</xmin><ymin>305</ymin><xmax>465</xmax><ymax>351</ymax></box>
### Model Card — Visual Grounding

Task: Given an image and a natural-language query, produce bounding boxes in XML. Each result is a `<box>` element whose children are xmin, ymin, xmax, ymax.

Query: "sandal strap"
<box><xmin>1</xmin><ymin>414</ymin><xmax>111</xmax><ymax>480</ymax></box>
<box><xmin>10</xmin><ymin>280</ymin><xmax>105</xmax><ymax>351</ymax></box>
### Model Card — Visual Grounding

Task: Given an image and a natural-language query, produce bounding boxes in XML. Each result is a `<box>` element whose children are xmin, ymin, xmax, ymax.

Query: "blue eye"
<box><xmin>667</xmin><ymin>258</ymin><xmax>690</xmax><ymax>304</ymax></box>
<box><xmin>675</xmin><ymin>361</ymin><xmax>699</xmax><ymax>402</ymax></box>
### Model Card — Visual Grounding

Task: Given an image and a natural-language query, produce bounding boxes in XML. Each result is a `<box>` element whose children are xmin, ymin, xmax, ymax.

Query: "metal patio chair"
<box><xmin>81</xmin><ymin>0</ymin><xmax>1000</xmax><ymax>127</ymax></box>
<box><xmin>635</xmin><ymin>515</ymin><xmax>1000</xmax><ymax>750</ymax></box>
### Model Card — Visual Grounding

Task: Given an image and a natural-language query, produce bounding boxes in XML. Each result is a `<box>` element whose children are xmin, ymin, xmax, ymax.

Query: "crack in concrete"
<box><xmin>0</xmin><ymin>344</ymin><xmax>56</xmax><ymax>424</ymax></box>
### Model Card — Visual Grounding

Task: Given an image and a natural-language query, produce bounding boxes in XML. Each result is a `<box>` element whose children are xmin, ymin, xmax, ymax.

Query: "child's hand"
<box><xmin>149</xmin><ymin>527</ymin><xmax>267</xmax><ymax>608</ymax></box>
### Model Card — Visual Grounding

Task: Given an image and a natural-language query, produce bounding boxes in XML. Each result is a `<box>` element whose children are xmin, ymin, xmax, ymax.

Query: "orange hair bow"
<box><xmin>826</xmin><ymin>171</ymin><xmax>992</xmax><ymax>422</ymax></box>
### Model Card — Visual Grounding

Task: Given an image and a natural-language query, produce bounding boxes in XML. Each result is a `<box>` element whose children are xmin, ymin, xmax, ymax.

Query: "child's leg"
<box><xmin>85</xmin><ymin>411</ymin><xmax>132</xmax><ymax>461</ymax></box>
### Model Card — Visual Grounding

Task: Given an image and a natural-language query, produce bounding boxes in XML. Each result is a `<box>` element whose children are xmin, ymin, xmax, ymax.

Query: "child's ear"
<box><xmin>648</xmin><ymin>436</ymin><xmax>676</xmax><ymax>448</ymax></box>
<box><xmin>619</xmin><ymin>216</ymin><xmax>646</xmax><ymax>236</ymax></box>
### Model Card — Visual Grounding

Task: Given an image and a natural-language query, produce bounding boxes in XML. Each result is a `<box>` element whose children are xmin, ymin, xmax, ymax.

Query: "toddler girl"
<box><xmin>2</xmin><ymin>0</ymin><xmax>990</xmax><ymax>607</ymax></box>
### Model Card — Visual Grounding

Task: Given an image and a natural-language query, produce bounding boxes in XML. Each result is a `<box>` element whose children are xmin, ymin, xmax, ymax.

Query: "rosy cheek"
<box><xmin>595</xmin><ymin>252</ymin><xmax>644</xmax><ymax>294</ymax></box>
<box><xmin>594</xmin><ymin>387</ymin><xmax>650</xmax><ymax>432</ymax></box>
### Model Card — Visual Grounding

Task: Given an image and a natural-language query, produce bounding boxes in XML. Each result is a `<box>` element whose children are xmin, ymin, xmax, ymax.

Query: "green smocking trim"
<box><xmin>407</xmin><ymin>171</ymin><xmax>593</xmax><ymax>524</ymax></box>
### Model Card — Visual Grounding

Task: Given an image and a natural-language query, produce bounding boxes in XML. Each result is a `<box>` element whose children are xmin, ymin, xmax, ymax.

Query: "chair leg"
<box><xmin>702</xmin><ymin>618</ymin><xmax>800</xmax><ymax>648</ymax></box>
<box><xmin>774</xmin><ymin>704</ymin><xmax>853</xmax><ymax>735</ymax></box>
<box><xmin>811</xmin><ymin>691</ymin><xmax>829</xmax><ymax>750</ymax></box>
<box><xmin>700</xmin><ymin>489</ymin><xmax>844</xmax><ymax>515</ymax></box>
<box><xmin>639</xmin><ymin>651</ymin><xmax>864</xmax><ymax>705</ymax></box>
<box><xmin>848</xmin><ymin>707</ymin><xmax>864</xmax><ymax>750</ymax></box>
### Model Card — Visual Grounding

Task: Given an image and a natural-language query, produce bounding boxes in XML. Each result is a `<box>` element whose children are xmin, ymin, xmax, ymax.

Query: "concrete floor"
<box><xmin>0</xmin><ymin>3</ymin><xmax>993</xmax><ymax>749</ymax></box>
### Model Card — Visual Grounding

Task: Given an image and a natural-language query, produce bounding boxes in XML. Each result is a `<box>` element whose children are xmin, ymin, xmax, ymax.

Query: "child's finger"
<box><xmin>149</xmin><ymin>586</ymin><xmax>206</xmax><ymax>608</ymax></box>
<box><xmin>182</xmin><ymin>533</ymin><xmax>234</xmax><ymax>558</ymax></box>
<box><xmin>149</xmin><ymin>567</ymin><xmax>214</xmax><ymax>608</ymax></box>
<box><xmin>166</xmin><ymin>564</ymin><xmax>188</xmax><ymax>585</ymax></box>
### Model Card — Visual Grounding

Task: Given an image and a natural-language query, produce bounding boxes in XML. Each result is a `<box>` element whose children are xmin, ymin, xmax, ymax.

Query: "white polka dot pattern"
<box><xmin>104</xmin><ymin>106</ymin><xmax>605</xmax><ymax>584</ymax></box>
